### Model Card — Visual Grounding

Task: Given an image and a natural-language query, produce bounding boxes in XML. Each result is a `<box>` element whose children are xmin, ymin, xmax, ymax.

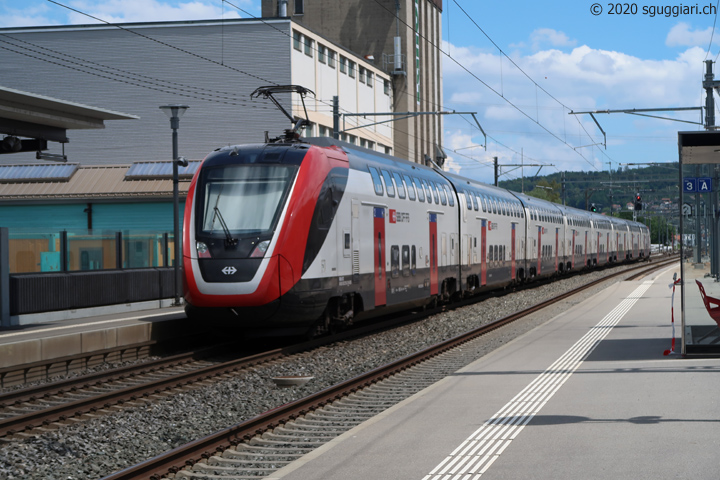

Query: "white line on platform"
<box><xmin>421</xmin><ymin>280</ymin><xmax>654</xmax><ymax>480</ymax></box>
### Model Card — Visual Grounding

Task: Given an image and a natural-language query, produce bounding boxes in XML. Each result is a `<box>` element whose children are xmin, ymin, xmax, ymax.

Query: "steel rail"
<box><xmin>100</xmin><ymin>256</ymin><xmax>677</xmax><ymax>480</ymax></box>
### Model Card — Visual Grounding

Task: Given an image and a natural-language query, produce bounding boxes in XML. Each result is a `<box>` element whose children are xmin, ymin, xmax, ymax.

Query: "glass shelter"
<box><xmin>679</xmin><ymin>131</ymin><xmax>720</xmax><ymax>354</ymax></box>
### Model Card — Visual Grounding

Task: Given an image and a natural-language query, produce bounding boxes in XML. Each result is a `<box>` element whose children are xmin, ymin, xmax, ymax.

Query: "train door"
<box><xmin>511</xmin><ymin>223</ymin><xmax>517</xmax><ymax>280</ymax></box>
<box><xmin>351</xmin><ymin>199</ymin><xmax>360</xmax><ymax>281</ymax></box>
<box><xmin>429</xmin><ymin>213</ymin><xmax>438</xmax><ymax>296</ymax></box>
<box><xmin>373</xmin><ymin>207</ymin><xmax>386</xmax><ymax>307</ymax></box>
<box><xmin>555</xmin><ymin>227</ymin><xmax>559</xmax><ymax>272</ymax></box>
<box><xmin>537</xmin><ymin>225</ymin><xmax>542</xmax><ymax>275</ymax></box>
<box><xmin>450</xmin><ymin>233</ymin><xmax>457</xmax><ymax>268</ymax></box>
<box><xmin>606</xmin><ymin>232</ymin><xmax>610</xmax><ymax>263</ymax></box>
<box><xmin>468</xmin><ymin>235</ymin><xmax>474</xmax><ymax>266</ymax></box>
<box><xmin>441</xmin><ymin>233</ymin><xmax>448</xmax><ymax>267</ymax></box>
<box><xmin>571</xmin><ymin>229</ymin><xmax>576</xmax><ymax>268</ymax></box>
<box><xmin>481</xmin><ymin>219</ymin><xmax>487</xmax><ymax>286</ymax></box>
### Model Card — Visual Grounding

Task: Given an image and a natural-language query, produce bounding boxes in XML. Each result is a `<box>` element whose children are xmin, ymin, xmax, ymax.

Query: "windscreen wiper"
<box><xmin>213</xmin><ymin>206</ymin><xmax>238</xmax><ymax>247</ymax></box>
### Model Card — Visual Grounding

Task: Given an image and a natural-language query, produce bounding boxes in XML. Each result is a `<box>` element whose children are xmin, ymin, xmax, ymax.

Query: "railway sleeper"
<box><xmin>264</xmin><ymin>429</ymin><xmax>341</xmax><ymax>440</ymax></box>
<box><xmin>183</xmin><ymin>462</ymin><xmax>282</xmax><ymax>476</ymax></box>
<box><xmin>303</xmin><ymin>410</ymin><xmax>373</xmax><ymax>421</ymax></box>
<box><xmin>252</xmin><ymin>435</ymin><xmax>330</xmax><ymax>446</ymax></box>
<box><xmin>235</xmin><ymin>444</ymin><xmax>316</xmax><ymax>454</ymax></box>
<box><xmin>281</xmin><ymin>421</ymin><xmax>358</xmax><ymax>430</ymax></box>
<box><xmin>221</xmin><ymin>449</ymin><xmax>304</xmax><ymax>461</ymax></box>
<box><xmin>206</xmin><ymin>455</ymin><xmax>294</xmax><ymax>468</ymax></box>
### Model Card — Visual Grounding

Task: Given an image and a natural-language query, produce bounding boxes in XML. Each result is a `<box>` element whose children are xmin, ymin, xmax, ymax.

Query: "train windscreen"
<box><xmin>199</xmin><ymin>165</ymin><xmax>297</xmax><ymax>235</ymax></box>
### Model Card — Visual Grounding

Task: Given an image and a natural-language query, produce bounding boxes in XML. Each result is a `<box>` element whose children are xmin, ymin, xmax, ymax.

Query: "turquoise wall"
<box><xmin>0</xmin><ymin>201</ymin><xmax>186</xmax><ymax>232</ymax></box>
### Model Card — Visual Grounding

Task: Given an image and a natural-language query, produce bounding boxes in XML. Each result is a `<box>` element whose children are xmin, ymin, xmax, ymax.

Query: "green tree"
<box><xmin>526</xmin><ymin>179</ymin><xmax>561</xmax><ymax>203</ymax></box>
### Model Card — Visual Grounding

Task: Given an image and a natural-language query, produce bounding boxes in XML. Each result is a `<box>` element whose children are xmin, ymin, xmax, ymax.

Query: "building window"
<box><xmin>348</xmin><ymin>60</ymin><xmax>355</xmax><ymax>78</ymax></box>
<box><xmin>293</xmin><ymin>30</ymin><xmax>301</xmax><ymax>50</ymax></box>
<box><xmin>302</xmin><ymin>121</ymin><xmax>314</xmax><ymax>137</ymax></box>
<box><xmin>384</xmin><ymin>79</ymin><xmax>390</xmax><ymax>95</ymax></box>
<box><xmin>367</xmin><ymin>140</ymin><xmax>375</xmax><ymax>150</ymax></box>
<box><xmin>340</xmin><ymin>56</ymin><xmax>347</xmax><ymax>74</ymax></box>
<box><xmin>319</xmin><ymin>125</ymin><xmax>328</xmax><ymax>137</ymax></box>
<box><xmin>384</xmin><ymin>145</ymin><xmax>392</xmax><ymax>155</ymax></box>
<box><xmin>359</xmin><ymin>67</ymin><xmax>365</xmax><ymax>84</ymax></box>
<box><xmin>360</xmin><ymin>138</ymin><xmax>367</xmax><ymax>148</ymax></box>
<box><xmin>347</xmin><ymin>134</ymin><xmax>357</xmax><ymax>145</ymax></box>
<box><xmin>294</xmin><ymin>0</ymin><xmax>304</xmax><ymax>15</ymax></box>
<box><xmin>304</xmin><ymin>36</ymin><xmax>313</xmax><ymax>57</ymax></box>
<box><xmin>367</xmin><ymin>70</ymin><xmax>373</xmax><ymax>87</ymax></box>
<box><xmin>328</xmin><ymin>50</ymin><xmax>336</xmax><ymax>68</ymax></box>
<box><xmin>318</xmin><ymin>45</ymin><xmax>326</xmax><ymax>63</ymax></box>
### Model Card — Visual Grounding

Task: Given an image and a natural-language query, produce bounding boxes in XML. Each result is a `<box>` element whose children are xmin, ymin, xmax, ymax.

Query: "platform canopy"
<box><xmin>678</xmin><ymin>131</ymin><xmax>720</xmax><ymax>164</ymax></box>
<box><xmin>0</xmin><ymin>85</ymin><xmax>138</xmax><ymax>153</ymax></box>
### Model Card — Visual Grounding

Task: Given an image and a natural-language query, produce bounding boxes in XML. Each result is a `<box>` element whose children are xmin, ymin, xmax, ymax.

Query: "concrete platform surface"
<box><xmin>0</xmin><ymin>307</ymin><xmax>186</xmax><ymax>375</ymax></box>
<box><xmin>270</xmin><ymin>265</ymin><xmax>719</xmax><ymax>480</ymax></box>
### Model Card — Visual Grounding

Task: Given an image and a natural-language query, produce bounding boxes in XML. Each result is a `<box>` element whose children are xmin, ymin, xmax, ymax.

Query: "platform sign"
<box><xmin>683</xmin><ymin>177</ymin><xmax>713</xmax><ymax>192</ymax></box>
<box><xmin>683</xmin><ymin>178</ymin><xmax>697</xmax><ymax>192</ymax></box>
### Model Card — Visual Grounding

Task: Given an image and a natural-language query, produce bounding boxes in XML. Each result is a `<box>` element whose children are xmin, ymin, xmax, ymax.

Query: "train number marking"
<box><xmin>221</xmin><ymin>266</ymin><xmax>237</xmax><ymax>275</ymax></box>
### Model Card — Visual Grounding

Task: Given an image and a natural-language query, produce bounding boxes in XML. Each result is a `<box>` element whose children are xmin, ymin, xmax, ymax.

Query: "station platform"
<box><xmin>270</xmin><ymin>264</ymin><xmax>720</xmax><ymax>480</ymax></box>
<box><xmin>0</xmin><ymin>306</ymin><xmax>186</xmax><ymax>384</ymax></box>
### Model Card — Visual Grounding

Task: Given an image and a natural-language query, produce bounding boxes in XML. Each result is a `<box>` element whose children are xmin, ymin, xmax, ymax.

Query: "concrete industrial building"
<box><xmin>263</xmin><ymin>0</ymin><xmax>444</xmax><ymax>165</ymax></box>
<box><xmin>0</xmin><ymin>18</ymin><xmax>393</xmax><ymax>165</ymax></box>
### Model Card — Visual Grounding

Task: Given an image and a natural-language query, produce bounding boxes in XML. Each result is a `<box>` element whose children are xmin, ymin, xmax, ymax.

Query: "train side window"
<box><xmin>421</xmin><ymin>179</ymin><xmax>433</xmax><ymax>204</ymax></box>
<box><xmin>413</xmin><ymin>178</ymin><xmax>425</xmax><ymax>202</ymax></box>
<box><xmin>392</xmin><ymin>172</ymin><xmax>406</xmax><ymax>199</ymax></box>
<box><xmin>391</xmin><ymin>245</ymin><xmax>400</xmax><ymax>278</ymax></box>
<box><xmin>479</xmin><ymin>194</ymin><xmax>486</xmax><ymax>212</ymax></box>
<box><xmin>492</xmin><ymin>198</ymin><xmax>498</xmax><ymax>214</ymax></box>
<box><xmin>380</xmin><ymin>169</ymin><xmax>395</xmax><ymax>197</ymax></box>
<box><xmin>472</xmin><ymin>192</ymin><xmax>478</xmax><ymax>211</ymax></box>
<box><xmin>431</xmin><ymin>183</ymin><xmax>440</xmax><ymax>204</ymax></box>
<box><xmin>368</xmin><ymin>167</ymin><xmax>383</xmax><ymax>196</ymax></box>
<box><xmin>437</xmin><ymin>183</ymin><xmax>447</xmax><ymax>205</ymax></box>
<box><xmin>443</xmin><ymin>185</ymin><xmax>455</xmax><ymax>206</ymax></box>
<box><xmin>403</xmin><ymin>175</ymin><xmax>417</xmax><ymax>201</ymax></box>
<box><xmin>411</xmin><ymin>245</ymin><xmax>417</xmax><ymax>274</ymax></box>
<box><xmin>402</xmin><ymin>245</ymin><xmax>410</xmax><ymax>276</ymax></box>
<box><xmin>464</xmin><ymin>189</ymin><xmax>472</xmax><ymax>209</ymax></box>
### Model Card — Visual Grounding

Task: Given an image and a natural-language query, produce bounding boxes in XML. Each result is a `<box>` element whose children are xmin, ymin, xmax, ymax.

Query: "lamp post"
<box><xmin>159</xmin><ymin>104</ymin><xmax>189</xmax><ymax>306</ymax></box>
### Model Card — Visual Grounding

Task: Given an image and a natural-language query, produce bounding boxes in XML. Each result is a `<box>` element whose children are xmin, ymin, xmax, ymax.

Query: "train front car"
<box><xmin>182</xmin><ymin>142</ymin><xmax>349</xmax><ymax>335</ymax></box>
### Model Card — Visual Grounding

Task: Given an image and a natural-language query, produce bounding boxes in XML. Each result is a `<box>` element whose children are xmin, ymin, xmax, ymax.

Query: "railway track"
<box><xmin>0</xmin><ymin>257</ymin><xmax>673</xmax><ymax>442</ymax></box>
<box><xmin>98</xmin><ymin>256</ymin><xmax>678</xmax><ymax>480</ymax></box>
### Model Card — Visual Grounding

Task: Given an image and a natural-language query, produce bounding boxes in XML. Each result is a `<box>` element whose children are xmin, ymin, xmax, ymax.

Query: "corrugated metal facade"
<box><xmin>0</xmin><ymin>19</ymin><xmax>293</xmax><ymax>165</ymax></box>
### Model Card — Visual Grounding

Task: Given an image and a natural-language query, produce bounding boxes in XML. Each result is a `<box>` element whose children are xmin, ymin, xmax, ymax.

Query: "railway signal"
<box><xmin>634</xmin><ymin>193</ymin><xmax>642</xmax><ymax>210</ymax></box>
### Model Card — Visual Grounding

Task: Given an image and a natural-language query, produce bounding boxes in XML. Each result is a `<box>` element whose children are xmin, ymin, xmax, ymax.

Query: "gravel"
<box><xmin>0</xmin><ymin>264</ymin><xmax>654</xmax><ymax>480</ymax></box>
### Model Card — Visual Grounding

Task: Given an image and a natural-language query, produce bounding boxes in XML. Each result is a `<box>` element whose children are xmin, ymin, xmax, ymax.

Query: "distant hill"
<box><xmin>497</xmin><ymin>163</ymin><xmax>679</xmax><ymax>214</ymax></box>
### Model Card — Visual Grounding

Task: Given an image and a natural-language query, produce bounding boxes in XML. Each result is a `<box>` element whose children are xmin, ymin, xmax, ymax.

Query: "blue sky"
<box><xmin>0</xmin><ymin>0</ymin><xmax>718</xmax><ymax>184</ymax></box>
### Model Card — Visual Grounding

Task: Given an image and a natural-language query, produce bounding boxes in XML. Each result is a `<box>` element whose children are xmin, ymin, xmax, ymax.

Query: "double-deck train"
<box><xmin>182</xmin><ymin>136</ymin><xmax>650</xmax><ymax>335</ymax></box>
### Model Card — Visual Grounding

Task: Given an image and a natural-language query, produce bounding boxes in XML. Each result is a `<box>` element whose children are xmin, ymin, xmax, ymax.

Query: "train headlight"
<box><xmin>196</xmin><ymin>241</ymin><xmax>212</xmax><ymax>258</ymax></box>
<box><xmin>250</xmin><ymin>240</ymin><xmax>270</xmax><ymax>258</ymax></box>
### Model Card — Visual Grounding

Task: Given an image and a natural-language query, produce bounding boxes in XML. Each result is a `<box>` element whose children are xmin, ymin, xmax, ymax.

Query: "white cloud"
<box><xmin>0</xmin><ymin>1</ymin><xmax>254</xmax><ymax>27</ymax></box>
<box><xmin>529</xmin><ymin>28</ymin><xmax>577</xmax><ymax>52</ymax></box>
<box><xmin>442</xmin><ymin>39</ymin><xmax>703</xmax><ymax>182</ymax></box>
<box><xmin>666</xmin><ymin>22</ymin><xmax>715</xmax><ymax>48</ymax></box>
<box><xmin>68</xmin><ymin>0</ymin><xmax>246</xmax><ymax>24</ymax></box>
